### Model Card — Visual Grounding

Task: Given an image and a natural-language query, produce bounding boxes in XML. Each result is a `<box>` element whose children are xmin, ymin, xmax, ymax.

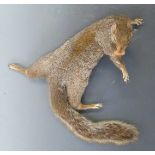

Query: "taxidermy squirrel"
<box><xmin>9</xmin><ymin>15</ymin><xmax>143</xmax><ymax>145</ymax></box>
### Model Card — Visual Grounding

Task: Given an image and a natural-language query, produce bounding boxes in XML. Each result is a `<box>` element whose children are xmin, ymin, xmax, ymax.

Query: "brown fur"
<box><xmin>9</xmin><ymin>15</ymin><xmax>143</xmax><ymax>145</ymax></box>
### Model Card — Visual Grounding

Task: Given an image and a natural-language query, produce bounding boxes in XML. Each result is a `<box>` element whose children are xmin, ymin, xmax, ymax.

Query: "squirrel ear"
<box><xmin>111</xmin><ymin>23</ymin><xmax>117</xmax><ymax>34</ymax></box>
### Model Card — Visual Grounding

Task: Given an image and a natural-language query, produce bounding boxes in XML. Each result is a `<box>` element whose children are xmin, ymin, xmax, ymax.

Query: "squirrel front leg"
<box><xmin>110</xmin><ymin>56</ymin><xmax>129</xmax><ymax>83</ymax></box>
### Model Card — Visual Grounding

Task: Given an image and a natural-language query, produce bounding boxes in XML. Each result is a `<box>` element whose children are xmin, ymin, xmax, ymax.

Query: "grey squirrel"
<box><xmin>9</xmin><ymin>15</ymin><xmax>143</xmax><ymax>145</ymax></box>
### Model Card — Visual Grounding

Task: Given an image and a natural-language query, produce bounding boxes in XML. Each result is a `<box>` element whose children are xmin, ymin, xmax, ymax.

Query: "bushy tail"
<box><xmin>49</xmin><ymin>81</ymin><xmax>138</xmax><ymax>145</ymax></box>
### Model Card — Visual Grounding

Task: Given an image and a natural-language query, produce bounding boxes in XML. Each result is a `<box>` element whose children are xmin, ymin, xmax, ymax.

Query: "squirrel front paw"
<box><xmin>132</xmin><ymin>18</ymin><xmax>144</xmax><ymax>26</ymax></box>
<box><xmin>122</xmin><ymin>71</ymin><xmax>129</xmax><ymax>83</ymax></box>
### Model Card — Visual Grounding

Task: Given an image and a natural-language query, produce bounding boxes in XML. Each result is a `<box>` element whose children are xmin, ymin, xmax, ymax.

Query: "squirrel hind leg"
<box><xmin>8</xmin><ymin>63</ymin><xmax>44</xmax><ymax>78</ymax></box>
